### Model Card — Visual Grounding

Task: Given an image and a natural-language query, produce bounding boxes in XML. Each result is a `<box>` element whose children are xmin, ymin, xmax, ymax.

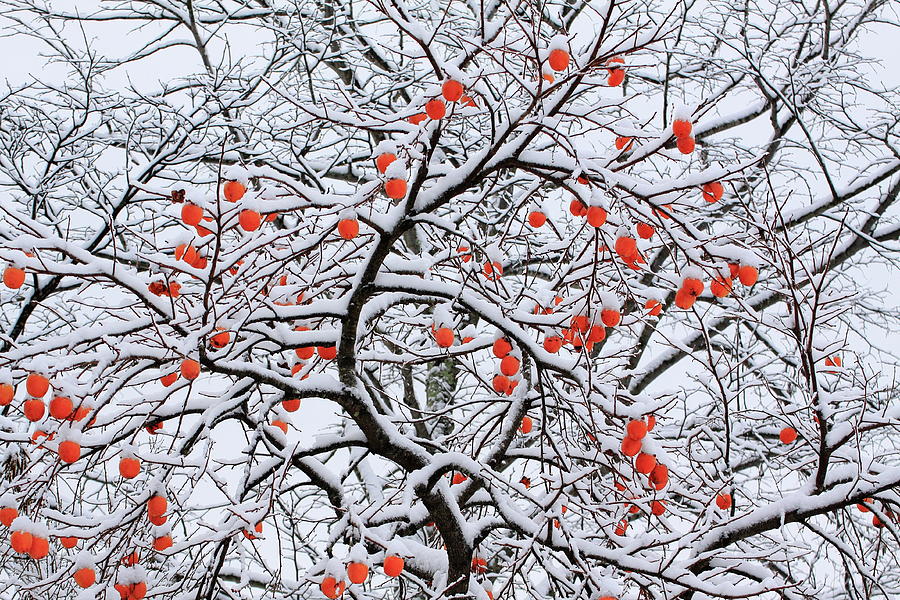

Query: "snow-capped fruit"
<box><xmin>243</xmin><ymin>522</ymin><xmax>263</xmax><ymax>540</ymax></box>
<box><xmin>500</xmin><ymin>355</ymin><xmax>520</xmax><ymax>376</ymax></box>
<box><xmin>491</xmin><ymin>374</ymin><xmax>510</xmax><ymax>394</ymax></box>
<box><xmin>272</xmin><ymin>419</ymin><xmax>289</xmax><ymax>434</ymax></box>
<box><xmin>650</xmin><ymin>500</ymin><xmax>666</xmax><ymax>516</ymax></box>
<box><xmin>59</xmin><ymin>440</ymin><xmax>81</xmax><ymax>463</ymax></box>
<box><xmin>738</xmin><ymin>265</ymin><xmax>758</xmax><ymax>286</ymax></box>
<box><xmin>548</xmin><ymin>48</ymin><xmax>570</xmax><ymax>71</ymax></box>
<box><xmin>442</xmin><ymin>80</ymin><xmax>464</xmax><ymax>102</ymax></box>
<box><xmin>492</xmin><ymin>337</ymin><xmax>512</xmax><ymax>358</ymax></box>
<box><xmin>435</xmin><ymin>327</ymin><xmax>455</xmax><ymax>348</ymax></box>
<box><xmin>282</xmin><ymin>398</ymin><xmax>301</xmax><ymax>412</ymax></box>
<box><xmin>615</xmin><ymin>136</ymin><xmax>632</xmax><ymax>151</ymax></box>
<box><xmin>154</xmin><ymin>535</ymin><xmax>173</xmax><ymax>551</ymax></box>
<box><xmin>160</xmin><ymin>372</ymin><xmax>178</xmax><ymax>387</ymax></box>
<box><xmin>385</xmin><ymin>179</ymin><xmax>407</xmax><ymax>199</ymax></box>
<box><xmin>376</xmin><ymin>153</ymin><xmax>396</xmax><ymax>174</ymax></box>
<box><xmin>645</xmin><ymin>299</ymin><xmax>662</xmax><ymax>316</ymax></box>
<box><xmin>649</xmin><ymin>464</ymin><xmax>669</xmax><ymax>489</ymax></box>
<box><xmin>181</xmin><ymin>359</ymin><xmax>200</xmax><ymax>380</ymax></box>
<box><xmin>614</xmin><ymin>236</ymin><xmax>636</xmax><ymax>258</ymax></box>
<box><xmin>383</xmin><ymin>555</ymin><xmax>404</xmax><ymax>577</ymax></box>
<box><xmin>318</xmin><ymin>345</ymin><xmax>337</xmax><ymax>360</ymax></box>
<box><xmin>621</xmin><ymin>437</ymin><xmax>641</xmax><ymax>457</ymax></box>
<box><xmin>702</xmin><ymin>181</ymin><xmax>724</xmax><ymax>203</ymax></box>
<box><xmin>0</xmin><ymin>383</ymin><xmax>13</xmax><ymax>406</ymax></box>
<box><xmin>676</xmin><ymin>136</ymin><xmax>695</xmax><ymax>154</ymax></box>
<box><xmin>626</xmin><ymin>419</ymin><xmax>647</xmax><ymax>440</ymax></box>
<box><xmin>26</xmin><ymin>373</ymin><xmax>50</xmax><ymax>398</ymax></box>
<box><xmin>634</xmin><ymin>452</ymin><xmax>656</xmax><ymax>474</ymax></box>
<box><xmin>49</xmin><ymin>396</ymin><xmax>73</xmax><ymax>420</ymax></box>
<box><xmin>181</xmin><ymin>203</ymin><xmax>203</xmax><ymax>226</ymax></box>
<box><xmin>320</xmin><ymin>576</ymin><xmax>342</xmax><ymax>599</ymax></box>
<box><xmin>674</xmin><ymin>288</ymin><xmax>696</xmax><ymax>310</ymax></box>
<box><xmin>74</xmin><ymin>567</ymin><xmax>96</xmax><ymax>588</ymax></box>
<box><xmin>601</xmin><ymin>309</ymin><xmax>620</xmax><ymax>327</ymax></box>
<box><xmin>148</xmin><ymin>495</ymin><xmax>167</xmax><ymax>519</ymax></box>
<box><xmin>607</xmin><ymin>68</ymin><xmax>625</xmax><ymax>86</ymax></box>
<box><xmin>347</xmin><ymin>562</ymin><xmax>368</xmax><ymax>584</ymax></box>
<box><xmin>27</xmin><ymin>535</ymin><xmax>49</xmax><ymax>559</ymax></box>
<box><xmin>223</xmin><ymin>180</ymin><xmax>246</xmax><ymax>202</ymax></box>
<box><xmin>120</xmin><ymin>457</ymin><xmax>141</xmax><ymax>479</ymax></box>
<box><xmin>543</xmin><ymin>336</ymin><xmax>563</xmax><ymax>353</ymax></box>
<box><xmin>0</xmin><ymin>507</ymin><xmax>18</xmax><ymax>527</ymax></box>
<box><xmin>11</xmin><ymin>530</ymin><xmax>33</xmax><ymax>553</ymax></box>
<box><xmin>528</xmin><ymin>211</ymin><xmax>546</xmax><ymax>228</ymax></box>
<box><xmin>779</xmin><ymin>427</ymin><xmax>797</xmax><ymax>444</ymax></box>
<box><xmin>614</xmin><ymin>519</ymin><xmax>628</xmax><ymax>535</ymax></box>
<box><xmin>210</xmin><ymin>330</ymin><xmax>230</xmax><ymax>349</ymax></box>
<box><xmin>59</xmin><ymin>536</ymin><xmax>78</xmax><ymax>548</ymax></box>
<box><xmin>586</xmin><ymin>206</ymin><xmax>607</xmax><ymax>227</ymax></box>
<box><xmin>716</xmin><ymin>493</ymin><xmax>732</xmax><ymax>510</ymax></box>
<box><xmin>3</xmin><ymin>267</ymin><xmax>26</xmax><ymax>289</ymax></box>
<box><xmin>239</xmin><ymin>210</ymin><xmax>261</xmax><ymax>232</ymax></box>
<box><xmin>636</xmin><ymin>223</ymin><xmax>654</xmax><ymax>239</ymax></box>
<box><xmin>569</xmin><ymin>198</ymin><xmax>588</xmax><ymax>217</ymax></box>
<box><xmin>710</xmin><ymin>276</ymin><xmax>732</xmax><ymax>298</ymax></box>
<box><xmin>408</xmin><ymin>113</ymin><xmax>427</xmax><ymax>125</ymax></box>
<box><xmin>425</xmin><ymin>99</ymin><xmax>446</xmax><ymax>120</ymax></box>
<box><xmin>683</xmin><ymin>277</ymin><xmax>704</xmax><ymax>296</ymax></box>
<box><xmin>337</xmin><ymin>219</ymin><xmax>359</xmax><ymax>240</ymax></box>
<box><xmin>452</xmin><ymin>472</ymin><xmax>467</xmax><ymax>485</ymax></box>
<box><xmin>672</xmin><ymin>119</ymin><xmax>692</xmax><ymax>138</ymax></box>
<box><xmin>519</xmin><ymin>415</ymin><xmax>533</xmax><ymax>434</ymax></box>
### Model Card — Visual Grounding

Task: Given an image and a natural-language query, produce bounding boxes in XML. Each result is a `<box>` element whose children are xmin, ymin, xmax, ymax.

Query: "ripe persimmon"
<box><xmin>337</xmin><ymin>218</ymin><xmax>359</xmax><ymax>240</ymax></box>
<box><xmin>29</xmin><ymin>536</ymin><xmax>49</xmax><ymax>559</ymax></box>
<box><xmin>223</xmin><ymin>180</ymin><xmax>246</xmax><ymax>202</ymax></box>
<box><xmin>548</xmin><ymin>48</ymin><xmax>570</xmax><ymax>71</ymax></box>
<box><xmin>588</xmin><ymin>325</ymin><xmax>606</xmax><ymax>343</ymax></box>
<box><xmin>615</xmin><ymin>136</ymin><xmax>633</xmax><ymax>151</ymax></box>
<box><xmin>59</xmin><ymin>536</ymin><xmax>78</xmax><ymax>548</ymax></box>
<box><xmin>636</xmin><ymin>223</ymin><xmax>654</xmax><ymax>239</ymax></box>
<box><xmin>210</xmin><ymin>330</ymin><xmax>230</xmax><ymax>349</ymax></box>
<box><xmin>23</xmin><ymin>399</ymin><xmax>45</xmax><ymax>422</ymax></box>
<box><xmin>282</xmin><ymin>398</ymin><xmax>301</xmax><ymax>412</ymax></box>
<box><xmin>779</xmin><ymin>427</ymin><xmax>797</xmax><ymax>444</ymax></box>
<box><xmin>710</xmin><ymin>276</ymin><xmax>732</xmax><ymax>298</ymax></box>
<box><xmin>519</xmin><ymin>415</ymin><xmax>533</xmax><ymax>434</ymax></box>
<box><xmin>320</xmin><ymin>576</ymin><xmax>342</xmax><ymax>599</ymax></box>
<box><xmin>11</xmin><ymin>530</ymin><xmax>33</xmax><ymax>553</ymax></box>
<box><xmin>26</xmin><ymin>373</ymin><xmax>49</xmax><ymax>398</ymax></box>
<box><xmin>674</xmin><ymin>288</ymin><xmax>696</xmax><ymax>310</ymax></box>
<box><xmin>601</xmin><ymin>309</ymin><xmax>620</xmax><ymax>327</ymax></box>
<box><xmin>716</xmin><ymin>493</ymin><xmax>732</xmax><ymax>510</ymax></box>
<box><xmin>153</xmin><ymin>535</ymin><xmax>173</xmax><ymax>551</ymax></box>
<box><xmin>181</xmin><ymin>359</ymin><xmax>200</xmax><ymax>381</ymax></box>
<box><xmin>672</xmin><ymin>119</ymin><xmax>692</xmax><ymax>138</ymax></box>
<box><xmin>650</xmin><ymin>500</ymin><xmax>666</xmax><ymax>516</ymax></box>
<box><xmin>347</xmin><ymin>562</ymin><xmax>368</xmax><ymax>584</ymax></box>
<box><xmin>614</xmin><ymin>236</ymin><xmax>637</xmax><ymax>258</ymax></box>
<box><xmin>317</xmin><ymin>345</ymin><xmax>337</xmax><ymax>360</ymax></box>
<box><xmin>0</xmin><ymin>507</ymin><xmax>18</xmax><ymax>527</ymax></box>
<box><xmin>3</xmin><ymin>266</ymin><xmax>26</xmax><ymax>289</ymax></box>
<box><xmin>119</xmin><ymin>457</ymin><xmax>141</xmax><ymax>479</ymax></box>
<box><xmin>702</xmin><ymin>182</ymin><xmax>724</xmax><ymax>203</ymax></box>
<box><xmin>434</xmin><ymin>327</ymin><xmax>455</xmax><ymax>348</ymax></box>
<box><xmin>243</xmin><ymin>522</ymin><xmax>264</xmax><ymax>540</ymax></box>
<box><xmin>147</xmin><ymin>495</ymin><xmax>167</xmax><ymax>519</ymax></box>
<box><xmin>272</xmin><ymin>419</ymin><xmax>289</xmax><ymax>434</ymax></box>
<box><xmin>59</xmin><ymin>440</ymin><xmax>81</xmax><ymax>463</ymax></box>
<box><xmin>738</xmin><ymin>265</ymin><xmax>758</xmax><ymax>286</ymax></box>
<box><xmin>425</xmin><ymin>99</ymin><xmax>446</xmax><ymax>120</ymax></box>
<box><xmin>408</xmin><ymin>113</ymin><xmax>427</xmax><ymax>125</ymax></box>
<box><xmin>0</xmin><ymin>383</ymin><xmax>12</xmax><ymax>406</ymax></box>
<box><xmin>649</xmin><ymin>464</ymin><xmax>669</xmax><ymax>489</ymax></box>
<box><xmin>493</xmin><ymin>337</ymin><xmax>512</xmax><ymax>358</ymax></box>
<box><xmin>181</xmin><ymin>203</ymin><xmax>203</xmax><ymax>226</ymax></box>
<box><xmin>607</xmin><ymin>68</ymin><xmax>625</xmax><ymax>87</ymax></box>
<box><xmin>626</xmin><ymin>419</ymin><xmax>647</xmax><ymax>440</ymax></box>
<box><xmin>543</xmin><ymin>336</ymin><xmax>563</xmax><ymax>353</ymax></box>
<box><xmin>383</xmin><ymin>555</ymin><xmax>404</xmax><ymax>577</ymax></box>
<box><xmin>528</xmin><ymin>210</ymin><xmax>546</xmax><ymax>228</ymax></box>
<box><xmin>500</xmin><ymin>355</ymin><xmax>520</xmax><ymax>376</ymax></box>
<box><xmin>376</xmin><ymin>153</ymin><xmax>396</xmax><ymax>174</ymax></box>
<box><xmin>442</xmin><ymin>80</ymin><xmax>464</xmax><ymax>102</ymax></box>
<box><xmin>160</xmin><ymin>372</ymin><xmax>178</xmax><ymax>387</ymax></box>
<box><xmin>621</xmin><ymin>437</ymin><xmax>642</xmax><ymax>457</ymax></box>
<box><xmin>483</xmin><ymin>260</ymin><xmax>502</xmax><ymax>280</ymax></box>
<box><xmin>676</xmin><ymin>136</ymin><xmax>695</xmax><ymax>154</ymax></box>
<box><xmin>385</xmin><ymin>178</ymin><xmax>407</xmax><ymax>199</ymax></box>
<box><xmin>49</xmin><ymin>396</ymin><xmax>73</xmax><ymax>420</ymax></box>
<box><xmin>569</xmin><ymin>198</ymin><xmax>588</xmax><ymax>217</ymax></box>
<box><xmin>586</xmin><ymin>206</ymin><xmax>607</xmax><ymax>227</ymax></box>
<box><xmin>239</xmin><ymin>210</ymin><xmax>261</xmax><ymax>232</ymax></box>
<box><xmin>74</xmin><ymin>567</ymin><xmax>96</xmax><ymax>588</ymax></box>
<box><xmin>645</xmin><ymin>299</ymin><xmax>662</xmax><ymax>316</ymax></box>
<box><xmin>491</xmin><ymin>374</ymin><xmax>510</xmax><ymax>394</ymax></box>
<box><xmin>614</xmin><ymin>519</ymin><xmax>628</xmax><ymax>536</ymax></box>
<box><xmin>634</xmin><ymin>452</ymin><xmax>656</xmax><ymax>474</ymax></box>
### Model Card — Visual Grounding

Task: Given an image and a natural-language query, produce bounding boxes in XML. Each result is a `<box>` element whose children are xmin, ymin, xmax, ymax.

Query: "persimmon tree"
<box><xmin>1</xmin><ymin>0</ymin><xmax>899</xmax><ymax>599</ymax></box>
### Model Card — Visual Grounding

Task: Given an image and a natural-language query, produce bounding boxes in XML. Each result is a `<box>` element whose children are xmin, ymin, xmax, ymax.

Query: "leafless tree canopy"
<box><xmin>1</xmin><ymin>0</ymin><xmax>899</xmax><ymax>599</ymax></box>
